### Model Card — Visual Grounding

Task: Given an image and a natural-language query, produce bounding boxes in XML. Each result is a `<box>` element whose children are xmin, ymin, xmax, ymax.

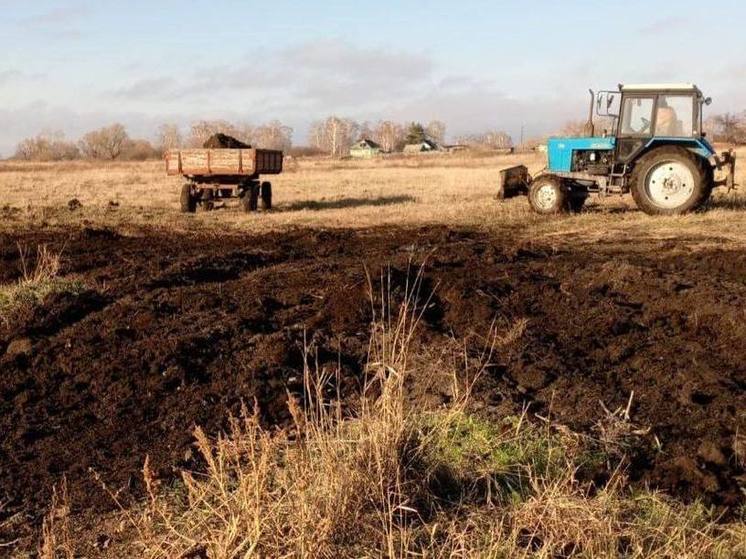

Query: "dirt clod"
<box><xmin>5</xmin><ymin>337</ymin><xmax>32</xmax><ymax>357</ymax></box>
<box><xmin>698</xmin><ymin>441</ymin><xmax>727</xmax><ymax>466</ymax></box>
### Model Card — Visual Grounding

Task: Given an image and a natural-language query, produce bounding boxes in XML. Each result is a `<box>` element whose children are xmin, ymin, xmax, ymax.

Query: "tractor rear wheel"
<box><xmin>630</xmin><ymin>147</ymin><xmax>711</xmax><ymax>215</ymax></box>
<box><xmin>180</xmin><ymin>183</ymin><xmax>197</xmax><ymax>213</ymax></box>
<box><xmin>528</xmin><ymin>175</ymin><xmax>569</xmax><ymax>214</ymax></box>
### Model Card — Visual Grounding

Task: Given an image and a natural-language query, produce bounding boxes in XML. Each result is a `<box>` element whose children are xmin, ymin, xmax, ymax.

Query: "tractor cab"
<box><xmin>497</xmin><ymin>83</ymin><xmax>736</xmax><ymax>215</ymax></box>
<box><xmin>598</xmin><ymin>84</ymin><xmax>712</xmax><ymax>165</ymax></box>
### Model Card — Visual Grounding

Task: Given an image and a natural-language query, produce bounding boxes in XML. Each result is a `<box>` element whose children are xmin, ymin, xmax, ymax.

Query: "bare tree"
<box><xmin>558</xmin><ymin>120</ymin><xmax>588</xmax><ymax>138</ymax></box>
<box><xmin>252</xmin><ymin>120</ymin><xmax>293</xmax><ymax>150</ymax></box>
<box><xmin>156</xmin><ymin>123</ymin><xmax>183</xmax><ymax>152</ymax></box>
<box><xmin>558</xmin><ymin>116</ymin><xmax>615</xmax><ymax>138</ymax></box>
<box><xmin>120</xmin><ymin>139</ymin><xmax>160</xmax><ymax>161</ymax></box>
<box><xmin>425</xmin><ymin>120</ymin><xmax>446</xmax><ymax>145</ymax></box>
<box><xmin>308</xmin><ymin>121</ymin><xmax>326</xmax><ymax>153</ymax></box>
<box><xmin>308</xmin><ymin>116</ymin><xmax>359</xmax><ymax>157</ymax></box>
<box><xmin>15</xmin><ymin>131</ymin><xmax>79</xmax><ymax>161</ymax></box>
<box><xmin>358</xmin><ymin>121</ymin><xmax>374</xmax><ymax>142</ymax></box>
<box><xmin>79</xmin><ymin>124</ymin><xmax>129</xmax><ymax>159</ymax></box>
<box><xmin>372</xmin><ymin>121</ymin><xmax>404</xmax><ymax>153</ymax></box>
<box><xmin>456</xmin><ymin>130</ymin><xmax>513</xmax><ymax>149</ymax></box>
<box><xmin>233</xmin><ymin>122</ymin><xmax>255</xmax><ymax>146</ymax></box>
<box><xmin>707</xmin><ymin>112</ymin><xmax>746</xmax><ymax>143</ymax></box>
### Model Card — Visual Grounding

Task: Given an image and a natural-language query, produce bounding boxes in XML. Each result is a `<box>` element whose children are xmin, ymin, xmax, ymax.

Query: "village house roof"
<box><xmin>351</xmin><ymin>138</ymin><xmax>382</xmax><ymax>150</ymax></box>
<box><xmin>403</xmin><ymin>140</ymin><xmax>439</xmax><ymax>153</ymax></box>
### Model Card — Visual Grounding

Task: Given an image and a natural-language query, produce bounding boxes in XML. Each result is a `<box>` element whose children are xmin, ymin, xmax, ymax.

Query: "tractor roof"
<box><xmin>620</xmin><ymin>83</ymin><xmax>702</xmax><ymax>95</ymax></box>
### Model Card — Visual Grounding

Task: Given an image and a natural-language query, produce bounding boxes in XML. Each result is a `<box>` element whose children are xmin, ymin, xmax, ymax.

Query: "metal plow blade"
<box><xmin>496</xmin><ymin>165</ymin><xmax>531</xmax><ymax>199</ymax></box>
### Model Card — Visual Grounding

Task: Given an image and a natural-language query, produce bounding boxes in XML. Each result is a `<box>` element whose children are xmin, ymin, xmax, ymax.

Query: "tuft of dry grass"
<box><xmin>37</xmin><ymin>480</ymin><xmax>74</xmax><ymax>559</ymax></box>
<box><xmin>0</xmin><ymin>244</ymin><xmax>84</xmax><ymax>325</ymax></box>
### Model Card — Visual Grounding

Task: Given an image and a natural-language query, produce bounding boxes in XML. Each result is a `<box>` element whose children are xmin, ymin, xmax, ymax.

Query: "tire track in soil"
<box><xmin>0</xmin><ymin>226</ymin><xmax>744</xmax><ymax>531</ymax></box>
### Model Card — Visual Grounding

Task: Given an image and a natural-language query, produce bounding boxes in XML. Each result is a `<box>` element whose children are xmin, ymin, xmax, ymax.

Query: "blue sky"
<box><xmin>1</xmin><ymin>0</ymin><xmax>745</xmax><ymax>154</ymax></box>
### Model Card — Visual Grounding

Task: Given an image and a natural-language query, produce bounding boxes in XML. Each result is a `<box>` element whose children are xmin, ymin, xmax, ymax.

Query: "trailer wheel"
<box><xmin>630</xmin><ymin>146</ymin><xmax>710</xmax><ymax>215</ymax></box>
<box><xmin>241</xmin><ymin>183</ymin><xmax>259</xmax><ymax>213</ymax></box>
<box><xmin>528</xmin><ymin>175</ymin><xmax>569</xmax><ymax>214</ymax></box>
<box><xmin>201</xmin><ymin>189</ymin><xmax>216</xmax><ymax>212</ymax></box>
<box><xmin>260</xmin><ymin>181</ymin><xmax>272</xmax><ymax>210</ymax></box>
<box><xmin>180</xmin><ymin>183</ymin><xmax>197</xmax><ymax>213</ymax></box>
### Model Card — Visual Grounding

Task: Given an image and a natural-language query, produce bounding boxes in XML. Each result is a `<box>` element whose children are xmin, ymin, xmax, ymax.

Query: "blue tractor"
<box><xmin>499</xmin><ymin>84</ymin><xmax>736</xmax><ymax>215</ymax></box>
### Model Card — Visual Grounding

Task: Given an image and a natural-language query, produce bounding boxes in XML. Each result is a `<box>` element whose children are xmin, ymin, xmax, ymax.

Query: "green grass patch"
<box><xmin>414</xmin><ymin>412</ymin><xmax>579</xmax><ymax>504</ymax></box>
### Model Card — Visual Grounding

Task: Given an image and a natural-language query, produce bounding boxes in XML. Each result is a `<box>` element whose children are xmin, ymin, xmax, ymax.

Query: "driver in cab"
<box><xmin>656</xmin><ymin>99</ymin><xmax>679</xmax><ymax>136</ymax></box>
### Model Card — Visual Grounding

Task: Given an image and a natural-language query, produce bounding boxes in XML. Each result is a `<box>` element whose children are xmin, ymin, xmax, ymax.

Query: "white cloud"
<box><xmin>0</xmin><ymin>69</ymin><xmax>45</xmax><ymax>85</ymax></box>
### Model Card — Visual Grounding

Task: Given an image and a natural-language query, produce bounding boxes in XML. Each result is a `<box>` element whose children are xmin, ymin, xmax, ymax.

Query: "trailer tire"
<box><xmin>200</xmin><ymin>189</ymin><xmax>215</xmax><ymax>212</ymax></box>
<box><xmin>180</xmin><ymin>183</ymin><xmax>197</xmax><ymax>213</ymax></box>
<box><xmin>528</xmin><ymin>175</ymin><xmax>569</xmax><ymax>214</ymax></box>
<box><xmin>630</xmin><ymin>146</ymin><xmax>711</xmax><ymax>215</ymax></box>
<box><xmin>260</xmin><ymin>181</ymin><xmax>272</xmax><ymax>210</ymax></box>
<box><xmin>241</xmin><ymin>183</ymin><xmax>259</xmax><ymax>213</ymax></box>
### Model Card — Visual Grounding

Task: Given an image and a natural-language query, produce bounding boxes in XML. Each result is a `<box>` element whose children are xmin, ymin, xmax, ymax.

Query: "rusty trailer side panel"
<box><xmin>166</xmin><ymin>148</ymin><xmax>283</xmax><ymax>177</ymax></box>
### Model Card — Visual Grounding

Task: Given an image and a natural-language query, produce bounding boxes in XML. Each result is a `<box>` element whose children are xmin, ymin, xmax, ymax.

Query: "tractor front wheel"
<box><xmin>528</xmin><ymin>175</ymin><xmax>568</xmax><ymax>214</ymax></box>
<box><xmin>630</xmin><ymin>147</ymin><xmax>710</xmax><ymax>215</ymax></box>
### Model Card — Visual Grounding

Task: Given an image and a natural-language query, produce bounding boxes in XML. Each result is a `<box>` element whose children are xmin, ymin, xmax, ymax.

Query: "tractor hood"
<box><xmin>547</xmin><ymin>137</ymin><xmax>615</xmax><ymax>173</ymax></box>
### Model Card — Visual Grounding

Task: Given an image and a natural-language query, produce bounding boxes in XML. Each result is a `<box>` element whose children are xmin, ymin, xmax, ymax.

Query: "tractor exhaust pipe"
<box><xmin>585</xmin><ymin>89</ymin><xmax>595</xmax><ymax>137</ymax></box>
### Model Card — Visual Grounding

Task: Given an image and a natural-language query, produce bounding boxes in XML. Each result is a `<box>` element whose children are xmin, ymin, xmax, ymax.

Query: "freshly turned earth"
<box><xmin>1</xmin><ymin>225</ymin><xmax>744</xmax><ymax>527</ymax></box>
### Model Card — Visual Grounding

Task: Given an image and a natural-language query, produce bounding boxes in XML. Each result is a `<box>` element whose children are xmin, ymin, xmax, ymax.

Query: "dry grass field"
<box><xmin>2</xmin><ymin>149</ymin><xmax>746</xmax><ymax>557</ymax></box>
<box><xmin>2</xmin><ymin>147</ymin><xmax>745</xmax><ymax>244</ymax></box>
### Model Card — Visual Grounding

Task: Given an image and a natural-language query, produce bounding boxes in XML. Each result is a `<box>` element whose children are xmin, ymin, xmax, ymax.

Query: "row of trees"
<box><xmin>157</xmin><ymin>120</ymin><xmax>293</xmax><ymax>151</ymax></box>
<box><xmin>14</xmin><ymin>117</ymin><xmax>515</xmax><ymax>161</ymax></box>
<box><xmin>14</xmin><ymin>120</ymin><xmax>294</xmax><ymax>162</ymax></box>
<box><xmin>17</xmin><ymin>109</ymin><xmax>743</xmax><ymax>162</ymax></box>
<box><xmin>15</xmin><ymin>125</ymin><xmax>160</xmax><ymax>162</ymax></box>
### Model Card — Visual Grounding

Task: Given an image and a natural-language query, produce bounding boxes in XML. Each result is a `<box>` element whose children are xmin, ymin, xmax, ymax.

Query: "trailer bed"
<box><xmin>166</xmin><ymin>148</ymin><xmax>283</xmax><ymax>177</ymax></box>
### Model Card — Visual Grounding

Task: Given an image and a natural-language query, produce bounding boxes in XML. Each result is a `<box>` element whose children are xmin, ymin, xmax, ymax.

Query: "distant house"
<box><xmin>349</xmin><ymin>139</ymin><xmax>382</xmax><ymax>159</ymax></box>
<box><xmin>403</xmin><ymin>140</ymin><xmax>440</xmax><ymax>154</ymax></box>
<box><xmin>442</xmin><ymin>144</ymin><xmax>468</xmax><ymax>154</ymax></box>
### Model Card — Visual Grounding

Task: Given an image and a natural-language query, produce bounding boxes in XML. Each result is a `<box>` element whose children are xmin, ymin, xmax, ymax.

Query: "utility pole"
<box><xmin>520</xmin><ymin>124</ymin><xmax>524</xmax><ymax>151</ymax></box>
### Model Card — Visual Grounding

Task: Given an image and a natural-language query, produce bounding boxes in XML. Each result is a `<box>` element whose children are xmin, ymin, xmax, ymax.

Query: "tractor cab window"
<box><xmin>620</xmin><ymin>97</ymin><xmax>654</xmax><ymax>136</ymax></box>
<box><xmin>655</xmin><ymin>95</ymin><xmax>695</xmax><ymax>137</ymax></box>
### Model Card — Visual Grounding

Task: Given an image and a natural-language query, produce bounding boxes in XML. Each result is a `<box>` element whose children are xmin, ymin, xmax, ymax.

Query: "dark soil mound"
<box><xmin>203</xmin><ymin>133</ymin><xmax>250</xmax><ymax>149</ymax></box>
<box><xmin>0</xmin><ymin>227</ymin><xmax>744</xmax><ymax>532</ymax></box>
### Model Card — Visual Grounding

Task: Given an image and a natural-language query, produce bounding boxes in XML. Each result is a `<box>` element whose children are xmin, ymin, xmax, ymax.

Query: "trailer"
<box><xmin>165</xmin><ymin>148</ymin><xmax>284</xmax><ymax>213</ymax></box>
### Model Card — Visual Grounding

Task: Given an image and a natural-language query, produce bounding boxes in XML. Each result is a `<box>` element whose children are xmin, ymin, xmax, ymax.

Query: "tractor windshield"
<box><xmin>655</xmin><ymin>95</ymin><xmax>695</xmax><ymax>137</ymax></box>
<box><xmin>620</xmin><ymin>97</ymin><xmax>655</xmax><ymax>136</ymax></box>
